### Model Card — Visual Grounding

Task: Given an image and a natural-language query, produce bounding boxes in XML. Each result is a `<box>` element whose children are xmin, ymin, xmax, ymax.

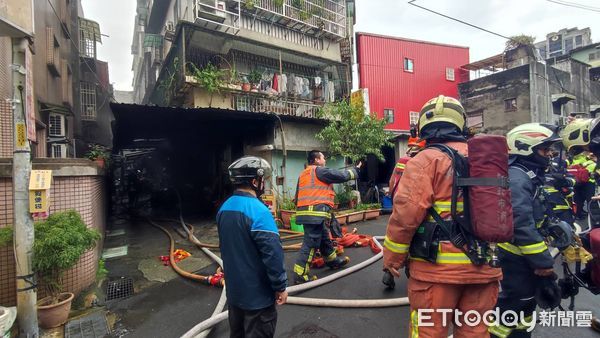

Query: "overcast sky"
<box><xmin>82</xmin><ymin>0</ymin><xmax>600</xmax><ymax>92</ymax></box>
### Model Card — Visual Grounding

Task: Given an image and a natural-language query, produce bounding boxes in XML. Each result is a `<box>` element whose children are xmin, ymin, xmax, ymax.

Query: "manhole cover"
<box><xmin>105</xmin><ymin>277</ymin><xmax>134</xmax><ymax>301</ymax></box>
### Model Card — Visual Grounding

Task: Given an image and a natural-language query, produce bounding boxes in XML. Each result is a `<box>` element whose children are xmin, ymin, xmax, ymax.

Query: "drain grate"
<box><xmin>65</xmin><ymin>311</ymin><xmax>109</xmax><ymax>338</ymax></box>
<box><xmin>105</xmin><ymin>277</ymin><xmax>134</xmax><ymax>301</ymax></box>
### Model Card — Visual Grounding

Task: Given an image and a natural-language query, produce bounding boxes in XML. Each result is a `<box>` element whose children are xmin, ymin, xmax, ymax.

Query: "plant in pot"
<box><xmin>241</xmin><ymin>76</ymin><xmax>251</xmax><ymax>92</ymax></box>
<box><xmin>188</xmin><ymin>62</ymin><xmax>225</xmax><ymax>107</ymax></box>
<box><xmin>85</xmin><ymin>144</ymin><xmax>110</xmax><ymax>168</ymax></box>
<box><xmin>247</xmin><ymin>69</ymin><xmax>262</xmax><ymax>91</ymax></box>
<box><xmin>278</xmin><ymin>196</ymin><xmax>296</xmax><ymax>229</ymax></box>
<box><xmin>34</xmin><ymin>210</ymin><xmax>100</xmax><ymax>328</ymax></box>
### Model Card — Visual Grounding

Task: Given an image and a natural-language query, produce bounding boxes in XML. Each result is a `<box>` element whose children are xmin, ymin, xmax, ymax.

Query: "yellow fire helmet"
<box><xmin>418</xmin><ymin>95</ymin><xmax>466</xmax><ymax>135</ymax></box>
<box><xmin>507</xmin><ymin>123</ymin><xmax>561</xmax><ymax>156</ymax></box>
<box><xmin>560</xmin><ymin>117</ymin><xmax>600</xmax><ymax>152</ymax></box>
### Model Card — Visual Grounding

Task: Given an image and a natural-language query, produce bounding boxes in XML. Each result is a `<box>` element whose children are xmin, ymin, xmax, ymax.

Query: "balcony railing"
<box><xmin>194</xmin><ymin>0</ymin><xmax>241</xmax><ymax>32</ymax></box>
<box><xmin>247</xmin><ymin>0</ymin><xmax>346</xmax><ymax>39</ymax></box>
<box><xmin>232</xmin><ymin>92</ymin><xmax>322</xmax><ymax>119</ymax></box>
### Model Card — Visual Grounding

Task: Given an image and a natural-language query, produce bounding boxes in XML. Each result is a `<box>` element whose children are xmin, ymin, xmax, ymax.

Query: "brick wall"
<box><xmin>0</xmin><ymin>175</ymin><xmax>106</xmax><ymax>306</ymax></box>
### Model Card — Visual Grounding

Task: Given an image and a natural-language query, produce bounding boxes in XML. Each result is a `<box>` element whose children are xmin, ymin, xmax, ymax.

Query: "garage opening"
<box><xmin>110</xmin><ymin>103</ymin><xmax>275</xmax><ymax>218</ymax></box>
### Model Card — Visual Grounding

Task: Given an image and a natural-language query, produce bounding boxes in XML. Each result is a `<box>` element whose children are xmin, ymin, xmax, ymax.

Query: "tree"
<box><xmin>505</xmin><ymin>34</ymin><xmax>535</xmax><ymax>50</ymax></box>
<box><xmin>316</xmin><ymin>101</ymin><xmax>393</xmax><ymax>162</ymax></box>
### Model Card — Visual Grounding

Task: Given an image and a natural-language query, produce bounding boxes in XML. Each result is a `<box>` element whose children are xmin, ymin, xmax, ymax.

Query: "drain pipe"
<box><xmin>269</xmin><ymin>112</ymin><xmax>287</xmax><ymax>197</ymax></box>
<box><xmin>181</xmin><ymin>237</ymin><xmax>411</xmax><ymax>337</ymax></box>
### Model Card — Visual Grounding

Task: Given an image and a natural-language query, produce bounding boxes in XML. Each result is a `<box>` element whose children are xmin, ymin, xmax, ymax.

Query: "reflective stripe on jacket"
<box><xmin>383</xmin><ymin>141</ymin><xmax>502</xmax><ymax>284</ymax></box>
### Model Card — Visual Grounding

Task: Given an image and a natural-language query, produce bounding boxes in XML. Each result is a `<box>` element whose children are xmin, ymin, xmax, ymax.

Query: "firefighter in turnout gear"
<box><xmin>562</xmin><ymin>118</ymin><xmax>600</xmax><ymax>219</ymax></box>
<box><xmin>489</xmin><ymin>123</ymin><xmax>562</xmax><ymax>338</ymax></box>
<box><xmin>388</xmin><ymin>136</ymin><xmax>425</xmax><ymax>197</ymax></box>
<box><xmin>293</xmin><ymin>150</ymin><xmax>361</xmax><ymax>284</ymax></box>
<box><xmin>544</xmin><ymin>155</ymin><xmax>576</xmax><ymax>225</ymax></box>
<box><xmin>383</xmin><ymin>95</ymin><xmax>502</xmax><ymax>337</ymax></box>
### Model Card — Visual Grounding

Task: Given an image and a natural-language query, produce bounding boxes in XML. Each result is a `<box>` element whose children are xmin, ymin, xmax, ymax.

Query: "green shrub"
<box><xmin>33</xmin><ymin>210</ymin><xmax>100</xmax><ymax>301</ymax></box>
<box><xmin>0</xmin><ymin>227</ymin><xmax>12</xmax><ymax>247</ymax></box>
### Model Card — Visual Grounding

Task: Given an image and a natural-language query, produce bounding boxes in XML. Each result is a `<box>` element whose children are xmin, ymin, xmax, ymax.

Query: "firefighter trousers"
<box><xmin>408</xmin><ymin>278</ymin><xmax>499</xmax><ymax>338</ymax></box>
<box><xmin>293</xmin><ymin>221</ymin><xmax>337</xmax><ymax>277</ymax></box>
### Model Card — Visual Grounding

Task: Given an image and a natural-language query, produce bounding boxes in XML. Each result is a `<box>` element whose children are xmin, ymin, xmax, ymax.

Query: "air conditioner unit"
<box><xmin>51</xmin><ymin>144</ymin><xmax>67</xmax><ymax>158</ymax></box>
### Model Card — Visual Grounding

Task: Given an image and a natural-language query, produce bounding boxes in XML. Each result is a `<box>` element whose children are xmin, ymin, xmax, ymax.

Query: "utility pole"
<box><xmin>12</xmin><ymin>37</ymin><xmax>38</xmax><ymax>338</ymax></box>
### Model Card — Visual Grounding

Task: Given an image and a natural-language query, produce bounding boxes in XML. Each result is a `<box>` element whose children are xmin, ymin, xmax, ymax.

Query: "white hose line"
<box><xmin>286</xmin><ymin>296</ymin><xmax>409</xmax><ymax>308</ymax></box>
<box><xmin>181</xmin><ymin>237</ymin><xmax>393</xmax><ymax>337</ymax></box>
<box><xmin>194</xmin><ymin>286</ymin><xmax>228</xmax><ymax>338</ymax></box>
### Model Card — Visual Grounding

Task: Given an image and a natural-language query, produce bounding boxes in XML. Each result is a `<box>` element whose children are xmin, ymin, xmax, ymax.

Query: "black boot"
<box><xmin>326</xmin><ymin>256</ymin><xmax>350</xmax><ymax>269</ymax></box>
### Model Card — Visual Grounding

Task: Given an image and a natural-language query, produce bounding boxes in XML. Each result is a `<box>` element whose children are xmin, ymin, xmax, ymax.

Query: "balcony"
<box><xmin>232</xmin><ymin>92</ymin><xmax>322</xmax><ymax>119</ymax></box>
<box><xmin>241</xmin><ymin>0</ymin><xmax>346</xmax><ymax>40</ymax></box>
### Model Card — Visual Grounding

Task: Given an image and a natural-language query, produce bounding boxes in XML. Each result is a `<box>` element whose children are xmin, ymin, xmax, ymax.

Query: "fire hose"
<box><xmin>180</xmin><ymin>237</ymin><xmax>411</xmax><ymax>338</ymax></box>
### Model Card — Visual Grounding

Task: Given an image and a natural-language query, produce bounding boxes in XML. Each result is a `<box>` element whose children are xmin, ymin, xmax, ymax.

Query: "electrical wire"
<box><xmin>544</xmin><ymin>0</ymin><xmax>600</xmax><ymax>12</ymax></box>
<box><xmin>46</xmin><ymin>0</ymin><xmax>119</xmax><ymax>103</ymax></box>
<box><xmin>406</xmin><ymin>0</ymin><xmax>510</xmax><ymax>40</ymax></box>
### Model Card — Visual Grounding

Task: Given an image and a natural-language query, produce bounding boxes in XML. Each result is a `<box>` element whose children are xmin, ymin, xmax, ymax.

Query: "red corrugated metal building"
<box><xmin>356</xmin><ymin>32</ymin><xmax>470</xmax><ymax>133</ymax></box>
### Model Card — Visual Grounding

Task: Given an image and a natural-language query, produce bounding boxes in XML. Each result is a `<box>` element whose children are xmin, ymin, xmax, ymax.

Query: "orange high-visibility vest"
<box><xmin>297</xmin><ymin>166</ymin><xmax>335</xmax><ymax>207</ymax></box>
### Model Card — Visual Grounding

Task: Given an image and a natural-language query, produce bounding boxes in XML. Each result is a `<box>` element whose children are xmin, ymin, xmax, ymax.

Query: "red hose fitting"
<box><xmin>208</xmin><ymin>272</ymin><xmax>225</xmax><ymax>287</ymax></box>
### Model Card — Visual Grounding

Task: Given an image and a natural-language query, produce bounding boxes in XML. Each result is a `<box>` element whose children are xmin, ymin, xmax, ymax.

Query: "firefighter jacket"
<box><xmin>568</xmin><ymin>153</ymin><xmax>597</xmax><ymax>184</ymax></box>
<box><xmin>295</xmin><ymin>165</ymin><xmax>358</xmax><ymax>225</ymax></box>
<box><xmin>383</xmin><ymin>141</ymin><xmax>502</xmax><ymax>284</ymax></box>
<box><xmin>388</xmin><ymin>157</ymin><xmax>410</xmax><ymax>197</ymax></box>
<box><xmin>498</xmin><ymin>164</ymin><xmax>555</xmax><ymax>270</ymax></box>
<box><xmin>217</xmin><ymin>191</ymin><xmax>287</xmax><ymax>310</ymax></box>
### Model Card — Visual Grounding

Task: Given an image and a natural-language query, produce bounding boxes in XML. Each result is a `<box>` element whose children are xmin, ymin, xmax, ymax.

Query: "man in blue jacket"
<box><xmin>217</xmin><ymin>156</ymin><xmax>288</xmax><ymax>338</ymax></box>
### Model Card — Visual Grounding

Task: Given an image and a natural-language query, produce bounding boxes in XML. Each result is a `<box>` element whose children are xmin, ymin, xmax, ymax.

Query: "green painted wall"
<box><xmin>571</xmin><ymin>47</ymin><xmax>600</xmax><ymax>68</ymax></box>
<box><xmin>271</xmin><ymin>150</ymin><xmax>347</xmax><ymax>196</ymax></box>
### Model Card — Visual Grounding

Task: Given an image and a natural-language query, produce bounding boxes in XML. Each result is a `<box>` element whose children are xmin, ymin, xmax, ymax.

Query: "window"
<box><xmin>504</xmin><ymin>98</ymin><xmax>517</xmax><ymax>112</ymax></box>
<box><xmin>409</xmin><ymin>111</ymin><xmax>420</xmax><ymax>126</ymax></box>
<box><xmin>80</xmin><ymin>82</ymin><xmax>97</xmax><ymax>120</ymax></box>
<box><xmin>565</xmin><ymin>37</ymin><xmax>573</xmax><ymax>53</ymax></box>
<box><xmin>46</xmin><ymin>27</ymin><xmax>61</xmax><ymax>77</ymax></box>
<box><xmin>61</xmin><ymin>60</ymin><xmax>73</xmax><ymax>105</ymax></box>
<box><xmin>548</xmin><ymin>34</ymin><xmax>562</xmax><ymax>55</ymax></box>
<box><xmin>404</xmin><ymin>58</ymin><xmax>414</xmax><ymax>72</ymax></box>
<box><xmin>48</xmin><ymin>114</ymin><xmax>65</xmax><ymax>137</ymax></box>
<box><xmin>51</xmin><ymin>144</ymin><xmax>67</xmax><ymax>158</ymax></box>
<box><xmin>466</xmin><ymin>109</ymin><xmax>484</xmax><ymax>133</ymax></box>
<box><xmin>79</xmin><ymin>17</ymin><xmax>101</xmax><ymax>59</ymax></box>
<box><xmin>575</xmin><ymin>35</ymin><xmax>583</xmax><ymax>46</ymax></box>
<box><xmin>383</xmin><ymin>109</ymin><xmax>394</xmax><ymax>123</ymax></box>
<box><xmin>446</xmin><ymin>67</ymin><xmax>455</xmax><ymax>81</ymax></box>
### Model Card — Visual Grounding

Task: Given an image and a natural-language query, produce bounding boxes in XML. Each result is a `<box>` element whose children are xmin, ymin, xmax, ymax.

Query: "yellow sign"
<box><xmin>29</xmin><ymin>170</ymin><xmax>52</xmax><ymax>213</ymax></box>
<box><xmin>16</xmin><ymin>123</ymin><xmax>26</xmax><ymax>148</ymax></box>
<box><xmin>261</xmin><ymin>193</ymin><xmax>276</xmax><ymax>215</ymax></box>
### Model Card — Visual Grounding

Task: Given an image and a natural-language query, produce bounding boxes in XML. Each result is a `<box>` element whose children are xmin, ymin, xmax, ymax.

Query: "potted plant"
<box><xmin>188</xmin><ymin>62</ymin><xmax>225</xmax><ymax>107</ymax></box>
<box><xmin>363</xmin><ymin>203</ymin><xmax>382</xmax><ymax>220</ymax></box>
<box><xmin>85</xmin><ymin>144</ymin><xmax>110</xmax><ymax>168</ymax></box>
<box><xmin>34</xmin><ymin>210</ymin><xmax>100</xmax><ymax>328</ymax></box>
<box><xmin>278</xmin><ymin>196</ymin><xmax>296</xmax><ymax>229</ymax></box>
<box><xmin>247</xmin><ymin>69</ymin><xmax>262</xmax><ymax>91</ymax></box>
<box><xmin>241</xmin><ymin>76</ymin><xmax>251</xmax><ymax>92</ymax></box>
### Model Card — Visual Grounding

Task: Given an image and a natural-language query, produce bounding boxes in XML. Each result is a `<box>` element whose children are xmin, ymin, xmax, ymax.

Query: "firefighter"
<box><xmin>388</xmin><ymin>135</ymin><xmax>425</xmax><ymax>197</ymax></box>
<box><xmin>490</xmin><ymin>123</ymin><xmax>563</xmax><ymax>338</ymax></box>
<box><xmin>567</xmin><ymin>149</ymin><xmax>596</xmax><ymax>219</ymax></box>
<box><xmin>544</xmin><ymin>152</ymin><xmax>576</xmax><ymax>225</ymax></box>
<box><xmin>383</xmin><ymin>95</ymin><xmax>502</xmax><ymax>337</ymax></box>
<box><xmin>293</xmin><ymin>150</ymin><xmax>362</xmax><ymax>284</ymax></box>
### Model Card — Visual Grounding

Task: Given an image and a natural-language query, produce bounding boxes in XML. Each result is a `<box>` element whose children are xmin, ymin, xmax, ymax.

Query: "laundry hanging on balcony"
<box><xmin>143</xmin><ymin>34</ymin><xmax>164</xmax><ymax>48</ymax></box>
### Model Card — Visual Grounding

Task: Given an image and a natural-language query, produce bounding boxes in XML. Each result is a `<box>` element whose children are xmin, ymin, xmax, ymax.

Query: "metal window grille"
<box><xmin>48</xmin><ymin>114</ymin><xmax>65</xmax><ymax>136</ymax></box>
<box><xmin>51</xmin><ymin>144</ymin><xmax>66</xmax><ymax>158</ymax></box>
<box><xmin>80</xmin><ymin>82</ymin><xmax>97</xmax><ymax>120</ymax></box>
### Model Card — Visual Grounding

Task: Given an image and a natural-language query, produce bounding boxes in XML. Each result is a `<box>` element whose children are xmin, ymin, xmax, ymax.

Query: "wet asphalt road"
<box><xmin>105</xmin><ymin>216</ymin><xmax>600</xmax><ymax>338</ymax></box>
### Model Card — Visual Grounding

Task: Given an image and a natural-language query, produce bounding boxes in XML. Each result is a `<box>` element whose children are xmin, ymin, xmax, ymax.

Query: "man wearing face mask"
<box><xmin>491</xmin><ymin>123</ymin><xmax>562</xmax><ymax>338</ymax></box>
<box><xmin>217</xmin><ymin>156</ymin><xmax>288</xmax><ymax>337</ymax></box>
